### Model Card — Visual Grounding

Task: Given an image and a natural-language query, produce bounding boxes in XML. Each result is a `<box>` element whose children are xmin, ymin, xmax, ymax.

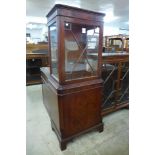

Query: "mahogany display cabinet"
<box><xmin>41</xmin><ymin>4</ymin><xmax>105</xmax><ymax>150</ymax></box>
<box><xmin>86</xmin><ymin>52</ymin><xmax>129</xmax><ymax>116</ymax></box>
<box><xmin>101</xmin><ymin>53</ymin><xmax>129</xmax><ymax>116</ymax></box>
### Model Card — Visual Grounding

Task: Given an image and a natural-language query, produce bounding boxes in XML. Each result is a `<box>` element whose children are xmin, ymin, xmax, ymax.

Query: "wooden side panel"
<box><xmin>60</xmin><ymin>86</ymin><xmax>102</xmax><ymax>137</ymax></box>
<box><xmin>42</xmin><ymin>79</ymin><xmax>60</xmax><ymax>132</ymax></box>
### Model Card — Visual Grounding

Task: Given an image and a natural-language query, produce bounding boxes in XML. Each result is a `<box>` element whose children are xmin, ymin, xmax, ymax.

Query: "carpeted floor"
<box><xmin>26</xmin><ymin>84</ymin><xmax>129</xmax><ymax>155</ymax></box>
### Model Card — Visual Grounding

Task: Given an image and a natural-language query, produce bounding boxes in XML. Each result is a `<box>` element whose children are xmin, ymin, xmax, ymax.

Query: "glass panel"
<box><xmin>49</xmin><ymin>23</ymin><xmax>59</xmax><ymax>80</ymax></box>
<box><xmin>101</xmin><ymin>62</ymin><xmax>129</xmax><ymax>108</ymax></box>
<box><xmin>101</xmin><ymin>63</ymin><xmax>118</xmax><ymax>108</ymax></box>
<box><xmin>118</xmin><ymin>62</ymin><xmax>129</xmax><ymax>103</ymax></box>
<box><xmin>64</xmin><ymin>22</ymin><xmax>100</xmax><ymax>81</ymax></box>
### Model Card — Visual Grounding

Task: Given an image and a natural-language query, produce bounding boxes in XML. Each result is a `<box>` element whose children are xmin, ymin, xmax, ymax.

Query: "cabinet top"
<box><xmin>46</xmin><ymin>4</ymin><xmax>105</xmax><ymax>23</ymax></box>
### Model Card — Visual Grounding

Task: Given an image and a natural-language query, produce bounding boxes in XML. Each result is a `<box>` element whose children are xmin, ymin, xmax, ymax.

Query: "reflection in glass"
<box><xmin>64</xmin><ymin>22</ymin><xmax>100</xmax><ymax>81</ymax></box>
<box><xmin>50</xmin><ymin>23</ymin><xmax>59</xmax><ymax>80</ymax></box>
